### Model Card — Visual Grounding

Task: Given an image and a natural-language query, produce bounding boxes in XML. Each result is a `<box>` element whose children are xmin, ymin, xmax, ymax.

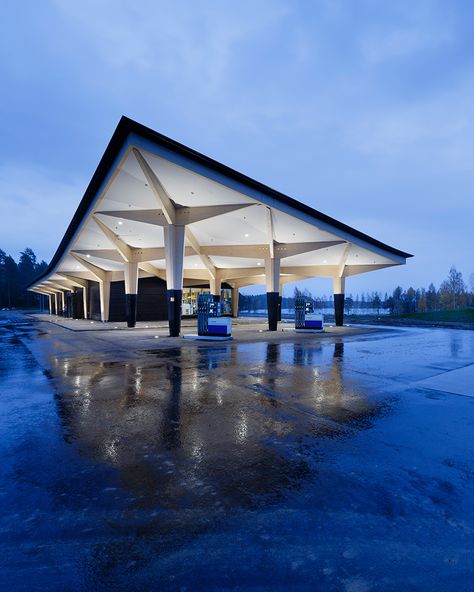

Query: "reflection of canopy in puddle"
<box><xmin>51</xmin><ymin>342</ymin><xmax>384</xmax><ymax>511</ymax></box>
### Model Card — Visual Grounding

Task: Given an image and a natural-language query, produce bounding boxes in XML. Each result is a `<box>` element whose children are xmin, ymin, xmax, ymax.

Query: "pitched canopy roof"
<box><xmin>29</xmin><ymin>116</ymin><xmax>412</xmax><ymax>293</ymax></box>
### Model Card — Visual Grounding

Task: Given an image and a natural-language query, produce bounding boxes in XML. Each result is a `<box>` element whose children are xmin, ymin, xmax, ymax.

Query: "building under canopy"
<box><xmin>29</xmin><ymin>117</ymin><xmax>412</xmax><ymax>335</ymax></box>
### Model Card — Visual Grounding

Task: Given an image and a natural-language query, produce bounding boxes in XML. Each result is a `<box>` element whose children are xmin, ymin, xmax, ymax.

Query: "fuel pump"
<box><xmin>197</xmin><ymin>294</ymin><xmax>232</xmax><ymax>337</ymax></box>
<box><xmin>294</xmin><ymin>296</ymin><xmax>324</xmax><ymax>332</ymax></box>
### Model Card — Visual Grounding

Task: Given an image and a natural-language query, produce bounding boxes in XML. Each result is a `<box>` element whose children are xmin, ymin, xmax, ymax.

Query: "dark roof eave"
<box><xmin>28</xmin><ymin>116</ymin><xmax>413</xmax><ymax>288</ymax></box>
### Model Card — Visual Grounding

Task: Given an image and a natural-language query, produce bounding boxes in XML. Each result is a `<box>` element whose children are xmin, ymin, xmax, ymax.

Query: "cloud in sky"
<box><xmin>0</xmin><ymin>162</ymin><xmax>84</xmax><ymax>262</ymax></box>
<box><xmin>0</xmin><ymin>0</ymin><xmax>473</xmax><ymax>293</ymax></box>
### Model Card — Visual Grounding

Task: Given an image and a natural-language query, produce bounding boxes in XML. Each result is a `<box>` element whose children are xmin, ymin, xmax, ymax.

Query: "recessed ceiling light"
<box><xmin>118</xmin><ymin>220</ymin><xmax>123</xmax><ymax>225</ymax></box>
<box><xmin>257</xmin><ymin>262</ymin><xmax>261</xmax><ymax>266</ymax></box>
<box><xmin>194</xmin><ymin>263</ymin><xmax>198</xmax><ymax>267</ymax></box>
<box><xmin>244</xmin><ymin>233</ymin><xmax>249</xmax><ymax>238</ymax></box>
<box><xmin>86</xmin><ymin>254</ymin><xmax>91</xmax><ymax>258</ymax></box>
<box><xmin>323</xmin><ymin>259</ymin><xmax>327</xmax><ymax>263</ymax></box>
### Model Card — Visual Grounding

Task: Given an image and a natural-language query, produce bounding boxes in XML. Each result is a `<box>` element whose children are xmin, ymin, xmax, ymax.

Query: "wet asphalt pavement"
<box><xmin>0</xmin><ymin>312</ymin><xmax>473</xmax><ymax>591</ymax></box>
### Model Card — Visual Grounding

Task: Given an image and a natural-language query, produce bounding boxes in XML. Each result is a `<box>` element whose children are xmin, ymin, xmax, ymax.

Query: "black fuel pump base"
<box><xmin>125</xmin><ymin>294</ymin><xmax>137</xmax><ymax>328</ymax></box>
<box><xmin>334</xmin><ymin>293</ymin><xmax>344</xmax><ymax>326</ymax></box>
<box><xmin>267</xmin><ymin>292</ymin><xmax>279</xmax><ymax>331</ymax></box>
<box><xmin>167</xmin><ymin>290</ymin><xmax>182</xmax><ymax>336</ymax></box>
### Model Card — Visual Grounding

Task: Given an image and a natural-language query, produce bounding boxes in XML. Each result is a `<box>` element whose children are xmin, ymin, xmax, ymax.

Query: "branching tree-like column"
<box><xmin>164</xmin><ymin>224</ymin><xmax>185</xmax><ymax>336</ymax></box>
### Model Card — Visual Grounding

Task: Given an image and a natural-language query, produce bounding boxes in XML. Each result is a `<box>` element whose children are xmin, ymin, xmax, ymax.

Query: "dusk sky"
<box><xmin>1</xmin><ymin>1</ymin><xmax>473</xmax><ymax>297</ymax></box>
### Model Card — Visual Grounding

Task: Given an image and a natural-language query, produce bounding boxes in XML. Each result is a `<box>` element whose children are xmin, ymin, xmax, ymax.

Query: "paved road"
<box><xmin>1</xmin><ymin>311</ymin><xmax>474</xmax><ymax>591</ymax></box>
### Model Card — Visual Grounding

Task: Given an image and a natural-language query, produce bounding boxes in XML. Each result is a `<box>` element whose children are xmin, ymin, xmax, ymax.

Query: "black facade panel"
<box><xmin>109</xmin><ymin>281</ymin><xmax>126</xmax><ymax>322</ymax></box>
<box><xmin>88</xmin><ymin>281</ymin><xmax>101</xmax><ymax>321</ymax></box>
<box><xmin>108</xmin><ymin>277</ymin><xmax>168</xmax><ymax>322</ymax></box>
<box><xmin>73</xmin><ymin>288</ymin><xmax>85</xmax><ymax>319</ymax></box>
<box><xmin>65</xmin><ymin>292</ymin><xmax>74</xmax><ymax>318</ymax></box>
<box><xmin>137</xmin><ymin>277</ymin><xmax>168</xmax><ymax>321</ymax></box>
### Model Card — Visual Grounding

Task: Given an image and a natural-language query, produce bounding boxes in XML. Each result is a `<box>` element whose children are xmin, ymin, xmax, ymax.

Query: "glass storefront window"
<box><xmin>181</xmin><ymin>288</ymin><xmax>233</xmax><ymax>316</ymax></box>
<box><xmin>181</xmin><ymin>288</ymin><xmax>209</xmax><ymax>315</ymax></box>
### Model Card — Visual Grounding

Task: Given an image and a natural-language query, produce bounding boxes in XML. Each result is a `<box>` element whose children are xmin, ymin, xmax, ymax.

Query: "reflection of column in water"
<box><xmin>162</xmin><ymin>361</ymin><xmax>182</xmax><ymax>450</ymax></box>
<box><xmin>266</xmin><ymin>343</ymin><xmax>280</xmax><ymax>366</ymax></box>
<box><xmin>329</xmin><ymin>341</ymin><xmax>344</xmax><ymax>402</ymax></box>
<box><xmin>265</xmin><ymin>343</ymin><xmax>280</xmax><ymax>397</ymax></box>
<box><xmin>333</xmin><ymin>342</ymin><xmax>344</xmax><ymax>360</ymax></box>
<box><xmin>450</xmin><ymin>333</ymin><xmax>462</xmax><ymax>358</ymax></box>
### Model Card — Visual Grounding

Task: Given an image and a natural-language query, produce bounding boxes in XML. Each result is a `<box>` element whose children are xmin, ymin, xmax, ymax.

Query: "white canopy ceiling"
<box><xmin>30</xmin><ymin>118</ymin><xmax>411</xmax><ymax>296</ymax></box>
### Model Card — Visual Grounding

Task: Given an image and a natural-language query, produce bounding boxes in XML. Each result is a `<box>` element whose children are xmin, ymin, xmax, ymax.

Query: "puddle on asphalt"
<box><xmin>2</xmin><ymin>318</ymin><xmax>397</xmax><ymax>587</ymax></box>
<box><xmin>47</xmin><ymin>341</ymin><xmax>388</xmax><ymax>516</ymax></box>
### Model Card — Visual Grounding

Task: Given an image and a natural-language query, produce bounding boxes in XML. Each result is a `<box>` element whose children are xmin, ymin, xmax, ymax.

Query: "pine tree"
<box><xmin>439</xmin><ymin>266</ymin><xmax>466</xmax><ymax>310</ymax></box>
<box><xmin>373</xmin><ymin>292</ymin><xmax>382</xmax><ymax>314</ymax></box>
<box><xmin>426</xmin><ymin>283</ymin><xmax>438</xmax><ymax>311</ymax></box>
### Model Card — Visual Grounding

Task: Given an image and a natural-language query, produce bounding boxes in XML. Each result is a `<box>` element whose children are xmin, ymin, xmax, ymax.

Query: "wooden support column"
<box><xmin>333</xmin><ymin>277</ymin><xmax>345</xmax><ymax>327</ymax></box>
<box><xmin>210</xmin><ymin>276</ymin><xmax>222</xmax><ymax>302</ymax></box>
<box><xmin>48</xmin><ymin>294</ymin><xmax>53</xmax><ymax>315</ymax></box>
<box><xmin>164</xmin><ymin>224</ymin><xmax>185</xmax><ymax>336</ymax></box>
<box><xmin>99</xmin><ymin>280</ymin><xmax>110</xmax><ymax>323</ymax></box>
<box><xmin>82</xmin><ymin>285</ymin><xmax>88</xmax><ymax>320</ymax></box>
<box><xmin>265</xmin><ymin>257</ymin><xmax>280</xmax><ymax>331</ymax></box>
<box><xmin>54</xmin><ymin>293</ymin><xmax>59</xmax><ymax>316</ymax></box>
<box><xmin>232</xmin><ymin>285</ymin><xmax>239</xmax><ymax>318</ymax></box>
<box><xmin>124</xmin><ymin>262</ymin><xmax>139</xmax><ymax>328</ymax></box>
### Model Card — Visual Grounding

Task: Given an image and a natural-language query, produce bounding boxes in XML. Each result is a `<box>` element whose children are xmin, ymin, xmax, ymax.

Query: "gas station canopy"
<box><xmin>29</xmin><ymin>116</ymin><xmax>412</xmax><ymax>334</ymax></box>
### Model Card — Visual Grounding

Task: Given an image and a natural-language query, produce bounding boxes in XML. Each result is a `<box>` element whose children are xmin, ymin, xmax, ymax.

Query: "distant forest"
<box><xmin>1</xmin><ymin>248</ymin><xmax>473</xmax><ymax>315</ymax></box>
<box><xmin>239</xmin><ymin>266</ymin><xmax>474</xmax><ymax>315</ymax></box>
<box><xmin>0</xmin><ymin>248</ymin><xmax>48</xmax><ymax>309</ymax></box>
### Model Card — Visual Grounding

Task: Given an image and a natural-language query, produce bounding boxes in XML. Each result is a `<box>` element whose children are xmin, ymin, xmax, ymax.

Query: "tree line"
<box><xmin>381</xmin><ymin>266</ymin><xmax>473</xmax><ymax>315</ymax></box>
<box><xmin>1</xmin><ymin>249</ymin><xmax>473</xmax><ymax>316</ymax></box>
<box><xmin>239</xmin><ymin>266</ymin><xmax>474</xmax><ymax>315</ymax></box>
<box><xmin>0</xmin><ymin>248</ymin><xmax>47</xmax><ymax>308</ymax></box>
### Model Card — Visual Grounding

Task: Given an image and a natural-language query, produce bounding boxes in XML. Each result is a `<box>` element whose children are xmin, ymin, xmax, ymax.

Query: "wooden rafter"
<box><xmin>93</xmin><ymin>215</ymin><xmax>133</xmax><ymax>262</ymax></box>
<box><xmin>71</xmin><ymin>253</ymin><xmax>108</xmax><ymax>282</ymax></box>
<box><xmin>132</xmin><ymin>148</ymin><xmax>176</xmax><ymax>224</ymax></box>
<box><xmin>338</xmin><ymin>243</ymin><xmax>351</xmax><ymax>277</ymax></box>
<box><xmin>96</xmin><ymin>203</ymin><xmax>252</xmax><ymax>227</ymax></box>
